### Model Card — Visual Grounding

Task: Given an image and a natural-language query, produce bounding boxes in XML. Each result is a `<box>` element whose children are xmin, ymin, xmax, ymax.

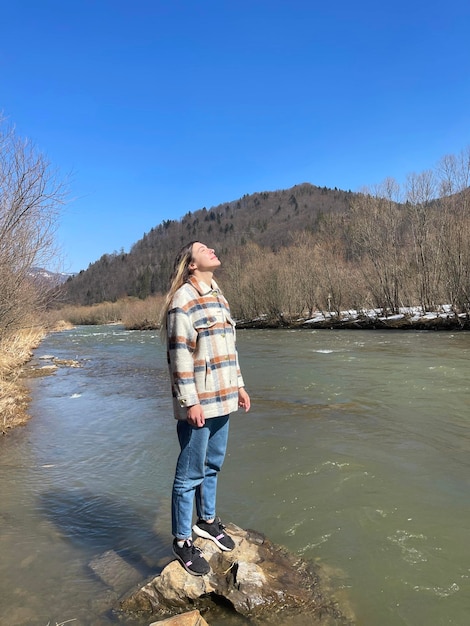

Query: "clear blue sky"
<box><xmin>2</xmin><ymin>0</ymin><xmax>469</xmax><ymax>273</ymax></box>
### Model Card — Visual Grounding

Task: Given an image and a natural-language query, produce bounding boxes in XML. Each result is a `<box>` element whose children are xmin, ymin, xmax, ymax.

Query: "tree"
<box><xmin>288</xmin><ymin>231</ymin><xmax>320</xmax><ymax>317</ymax></box>
<box><xmin>348</xmin><ymin>179</ymin><xmax>407</xmax><ymax>314</ymax></box>
<box><xmin>437</xmin><ymin>148</ymin><xmax>470</xmax><ymax>314</ymax></box>
<box><xmin>0</xmin><ymin>119</ymin><xmax>66</xmax><ymax>335</ymax></box>
<box><xmin>405</xmin><ymin>170</ymin><xmax>442</xmax><ymax>312</ymax></box>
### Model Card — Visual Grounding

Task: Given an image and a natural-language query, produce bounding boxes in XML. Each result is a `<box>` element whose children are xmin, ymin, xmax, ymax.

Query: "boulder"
<box><xmin>121</xmin><ymin>523</ymin><xmax>353</xmax><ymax>625</ymax></box>
<box><xmin>89</xmin><ymin>549</ymin><xmax>145</xmax><ymax>596</ymax></box>
<box><xmin>149</xmin><ymin>609</ymin><xmax>209</xmax><ymax>625</ymax></box>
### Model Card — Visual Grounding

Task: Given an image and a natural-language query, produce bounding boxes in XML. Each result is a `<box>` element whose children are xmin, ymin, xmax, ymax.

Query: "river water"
<box><xmin>1</xmin><ymin>325</ymin><xmax>469</xmax><ymax>626</ymax></box>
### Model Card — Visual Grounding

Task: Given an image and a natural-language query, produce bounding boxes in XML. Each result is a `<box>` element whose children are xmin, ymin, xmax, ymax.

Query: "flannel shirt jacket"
<box><xmin>167</xmin><ymin>275</ymin><xmax>245</xmax><ymax>420</ymax></box>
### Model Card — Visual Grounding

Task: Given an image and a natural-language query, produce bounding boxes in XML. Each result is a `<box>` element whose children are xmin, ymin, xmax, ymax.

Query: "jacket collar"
<box><xmin>188</xmin><ymin>275</ymin><xmax>220</xmax><ymax>296</ymax></box>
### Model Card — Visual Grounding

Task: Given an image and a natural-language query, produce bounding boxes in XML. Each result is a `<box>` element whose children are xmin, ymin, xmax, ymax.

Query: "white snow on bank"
<box><xmin>303</xmin><ymin>305</ymin><xmax>465</xmax><ymax>325</ymax></box>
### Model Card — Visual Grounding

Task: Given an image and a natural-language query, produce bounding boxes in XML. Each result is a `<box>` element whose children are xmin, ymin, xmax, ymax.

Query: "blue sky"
<box><xmin>2</xmin><ymin>0</ymin><xmax>469</xmax><ymax>273</ymax></box>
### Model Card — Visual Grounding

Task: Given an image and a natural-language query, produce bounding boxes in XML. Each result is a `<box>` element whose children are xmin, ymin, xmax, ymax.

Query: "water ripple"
<box><xmin>411</xmin><ymin>582</ymin><xmax>460</xmax><ymax>598</ymax></box>
<box><xmin>387</xmin><ymin>529</ymin><xmax>428</xmax><ymax>564</ymax></box>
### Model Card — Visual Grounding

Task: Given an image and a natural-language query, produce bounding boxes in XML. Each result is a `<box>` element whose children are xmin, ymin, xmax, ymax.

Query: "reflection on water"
<box><xmin>1</xmin><ymin>326</ymin><xmax>469</xmax><ymax>625</ymax></box>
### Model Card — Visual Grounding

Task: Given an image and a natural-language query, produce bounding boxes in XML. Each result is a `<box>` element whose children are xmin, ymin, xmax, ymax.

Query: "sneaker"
<box><xmin>172</xmin><ymin>538</ymin><xmax>210</xmax><ymax>576</ymax></box>
<box><xmin>192</xmin><ymin>517</ymin><xmax>235</xmax><ymax>551</ymax></box>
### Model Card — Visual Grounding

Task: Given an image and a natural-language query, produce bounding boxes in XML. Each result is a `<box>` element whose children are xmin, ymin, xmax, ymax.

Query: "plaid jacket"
<box><xmin>167</xmin><ymin>275</ymin><xmax>245</xmax><ymax>420</ymax></box>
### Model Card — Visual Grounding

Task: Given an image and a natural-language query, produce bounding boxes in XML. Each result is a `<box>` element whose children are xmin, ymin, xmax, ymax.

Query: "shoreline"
<box><xmin>1</xmin><ymin>321</ymin><xmax>74</xmax><ymax>435</ymax></box>
<box><xmin>236</xmin><ymin>311</ymin><xmax>470</xmax><ymax>331</ymax></box>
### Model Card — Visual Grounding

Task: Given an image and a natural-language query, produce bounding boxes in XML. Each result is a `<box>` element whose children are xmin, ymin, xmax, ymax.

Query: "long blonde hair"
<box><xmin>159</xmin><ymin>241</ymin><xmax>197</xmax><ymax>343</ymax></box>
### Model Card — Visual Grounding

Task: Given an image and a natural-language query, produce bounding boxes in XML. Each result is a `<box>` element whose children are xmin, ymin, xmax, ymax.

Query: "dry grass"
<box><xmin>120</xmin><ymin>294</ymin><xmax>164</xmax><ymax>329</ymax></box>
<box><xmin>0</xmin><ymin>327</ymin><xmax>46</xmax><ymax>433</ymax></box>
<box><xmin>44</xmin><ymin>300</ymin><xmax>124</xmax><ymax>326</ymax></box>
<box><xmin>45</xmin><ymin>295</ymin><xmax>165</xmax><ymax>330</ymax></box>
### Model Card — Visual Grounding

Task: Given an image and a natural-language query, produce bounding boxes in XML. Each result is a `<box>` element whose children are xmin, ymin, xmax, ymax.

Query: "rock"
<box><xmin>121</xmin><ymin>523</ymin><xmax>353</xmax><ymax>625</ymax></box>
<box><xmin>89</xmin><ymin>550</ymin><xmax>145</xmax><ymax>596</ymax></box>
<box><xmin>22</xmin><ymin>354</ymin><xmax>82</xmax><ymax>379</ymax></box>
<box><xmin>149</xmin><ymin>609</ymin><xmax>209</xmax><ymax>625</ymax></box>
<box><xmin>52</xmin><ymin>357</ymin><xmax>82</xmax><ymax>367</ymax></box>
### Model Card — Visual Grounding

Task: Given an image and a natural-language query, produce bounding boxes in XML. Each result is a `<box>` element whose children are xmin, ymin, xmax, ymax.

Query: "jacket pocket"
<box><xmin>194</xmin><ymin>316</ymin><xmax>217</xmax><ymax>331</ymax></box>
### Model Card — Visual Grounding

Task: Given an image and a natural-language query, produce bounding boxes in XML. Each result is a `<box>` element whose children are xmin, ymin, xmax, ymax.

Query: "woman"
<box><xmin>161</xmin><ymin>241</ymin><xmax>251</xmax><ymax>576</ymax></box>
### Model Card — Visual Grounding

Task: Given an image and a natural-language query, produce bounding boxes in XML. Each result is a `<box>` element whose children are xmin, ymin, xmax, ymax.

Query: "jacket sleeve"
<box><xmin>167</xmin><ymin>306</ymin><xmax>200</xmax><ymax>408</ymax></box>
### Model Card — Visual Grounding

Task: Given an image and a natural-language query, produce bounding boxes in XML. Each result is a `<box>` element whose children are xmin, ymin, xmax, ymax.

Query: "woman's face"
<box><xmin>190</xmin><ymin>242</ymin><xmax>221</xmax><ymax>273</ymax></box>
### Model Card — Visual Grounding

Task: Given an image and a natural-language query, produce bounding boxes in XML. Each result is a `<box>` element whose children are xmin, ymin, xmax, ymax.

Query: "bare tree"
<box><xmin>437</xmin><ymin>148</ymin><xmax>470</xmax><ymax>314</ymax></box>
<box><xmin>405</xmin><ymin>170</ymin><xmax>443</xmax><ymax>312</ymax></box>
<box><xmin>0</xmin><ymin>119</ymin><xmax>66</xmax><ymax>335</ymax></box>
<box><xmin>288</xmin><ymin>231</ymin><xmax>321</xmax><ymax>317</ymax></box>
<box><xmin>222</xmin><ymin>242</ymin><xmax>268</xmax><ymax>320</ymax></box>
<box><xmin>348</xmin><ymin>179</ymin><xmax>407</xmax><ymax>314</ymax></box>
<box><xmin>277</xmin><ymin>244</ymin><xmax>308</xmax><ymax>320</ymax></box>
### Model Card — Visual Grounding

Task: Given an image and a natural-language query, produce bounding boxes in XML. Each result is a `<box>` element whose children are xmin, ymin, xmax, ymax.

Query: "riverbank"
<box><xmin>0</xmin><ymin>321</ymin><xmax>74</xmax><ymax>434</ymax></box>
<box><xmin>236</xmin><ymin>306</ymin><xmax>470</xmax><ymax>331</ymax></box>
<box><xmin>0</xmin><ymin>328</ymin><xmax>46</xmax><ymax>434</ymax></box>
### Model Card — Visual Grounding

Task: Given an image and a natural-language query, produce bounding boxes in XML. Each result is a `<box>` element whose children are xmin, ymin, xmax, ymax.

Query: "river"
<box><xmin>1</xmin><ymin>325</ymin><xmax>469</xmax><ymax>626</ymax></box>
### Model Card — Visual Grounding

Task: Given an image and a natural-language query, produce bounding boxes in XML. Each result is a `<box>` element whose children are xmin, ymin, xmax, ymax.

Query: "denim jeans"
<box><xmin>172</xmin><ymin>415</ymin><xmax>230</xmax><ymax>540</ymax></box>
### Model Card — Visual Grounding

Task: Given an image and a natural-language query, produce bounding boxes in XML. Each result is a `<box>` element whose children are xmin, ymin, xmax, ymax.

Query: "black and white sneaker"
<box><xmin>192</xmin><ymin>517</ymin><xmax>235</xmax><ymax>551</ymax></box>
<box><xmin>172</xmin><ymin>538</ymin><xmax>210</xmax><ymax>576</ymax></box>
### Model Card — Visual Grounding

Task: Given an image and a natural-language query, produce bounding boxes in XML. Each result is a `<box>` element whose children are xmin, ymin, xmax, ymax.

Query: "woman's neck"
<box><xmin>192</xmin><ymin>269</ymin><xmax>214</xmax><ymax>287</ymax></box>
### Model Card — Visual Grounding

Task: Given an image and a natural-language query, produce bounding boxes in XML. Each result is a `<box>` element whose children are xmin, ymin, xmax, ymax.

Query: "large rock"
<box><xmin>121</xmin><ymin>523</ymin><xmax>353</xmax><ymax>625</ymax></box>
<box><xmin>89</xmin><ymin>549</ymin><xmax>145</xmax><ymax>596</ymax></box>
<box><xmin>149</xmin><ymin>609</ymin><xmax>209</xmax><ymax>626</ymax></box>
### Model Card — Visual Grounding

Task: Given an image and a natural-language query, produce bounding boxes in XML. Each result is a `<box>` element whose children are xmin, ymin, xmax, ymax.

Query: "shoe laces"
<box><xmin>184</xmin><ymin>539</ymin><xmax>203</xmax><ymax>555</ymax></box>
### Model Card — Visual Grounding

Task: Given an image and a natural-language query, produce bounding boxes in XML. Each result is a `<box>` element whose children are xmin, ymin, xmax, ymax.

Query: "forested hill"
<box><xmin>62</xmin><ymin>183</ymin><xmax>354</xmax><ymax>305</ymax></box>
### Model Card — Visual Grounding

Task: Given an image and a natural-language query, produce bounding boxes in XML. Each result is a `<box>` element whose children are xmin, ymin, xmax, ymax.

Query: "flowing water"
<box><xmin>1</xmin><ymin>325</ymin><xmax>469</xmax><ymax>626</ymax></box>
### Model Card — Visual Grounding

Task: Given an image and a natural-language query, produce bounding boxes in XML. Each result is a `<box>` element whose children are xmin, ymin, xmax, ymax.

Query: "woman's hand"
<box><xmin>186</xmin><ymin>404</ymin><xmax>205</xmax><ymax>427</ymax></box>
<box><xmin>238</xmin><ymin>387</ymin><xmax>251</xmax><ymax>412</ymax></box>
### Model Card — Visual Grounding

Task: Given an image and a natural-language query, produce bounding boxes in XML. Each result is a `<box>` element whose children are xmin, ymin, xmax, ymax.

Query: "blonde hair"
<box><xmin>159</xmin><ymin>241</ymin><xmax>197</xmax><ymax>343</ymax></box>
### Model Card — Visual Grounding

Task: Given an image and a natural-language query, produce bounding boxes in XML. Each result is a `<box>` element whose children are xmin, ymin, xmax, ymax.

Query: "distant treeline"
<box><xmin>59</xmin><ymin>150</ymin><xmax>470</xmax><ymax>323</ymax></box>
<box><xmin>61</xmin><ymin>183</ymin><xmax>352</xmax><ymax>304</ymax></box>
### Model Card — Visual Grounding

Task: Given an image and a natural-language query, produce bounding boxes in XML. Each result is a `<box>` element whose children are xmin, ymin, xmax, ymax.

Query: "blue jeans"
<box><xmin>172</xmin><ymin>415</ymin><xmax>230</xmax><ymax>540</ymax></box>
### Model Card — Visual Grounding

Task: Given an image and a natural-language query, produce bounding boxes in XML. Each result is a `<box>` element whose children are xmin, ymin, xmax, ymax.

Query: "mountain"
<box><xmin>29</xmin><ymin>267</ymin><xmax>75</xmax><ymax>287</ymax></box>
<box><xmin>61</xmin><ymin>183</ymin><xmax>354</xmax><ymax>305</ymax></box>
